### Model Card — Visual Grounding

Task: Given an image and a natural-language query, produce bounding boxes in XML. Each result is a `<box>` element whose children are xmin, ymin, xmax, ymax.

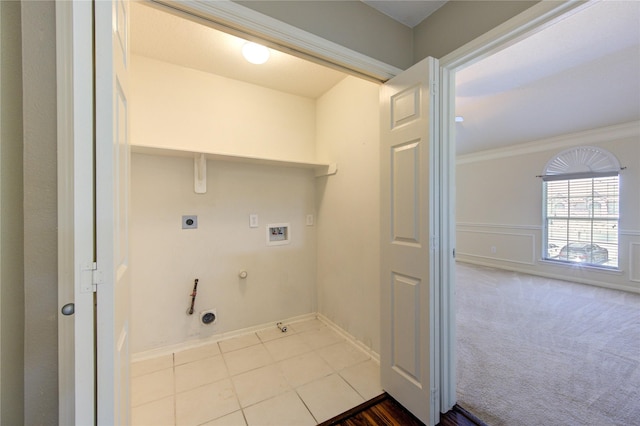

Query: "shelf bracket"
<box><xmin>315</xmin><ymin>163</ymin><xmax>338</xmax><ymax>177</ymax></box>
<box><xmin>194</xmin><ymin>153</ymin><xmax>207</xmax><ymax>193</ymax></box>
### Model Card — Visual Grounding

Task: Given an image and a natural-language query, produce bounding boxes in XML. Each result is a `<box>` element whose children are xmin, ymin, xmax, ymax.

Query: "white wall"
<box><xmin>413</xmin><ymin>1</ymin><xmax>537</xmax><ymax>60</ymax></box>
<box><xmin>130</xmin><ymin>58</ymin><xmax>383</xmax><ymax>356</ymax></box>
<box><xmin>315</xmin><ymin>76</ymin><xmax>381</xmax><ymax>353</ymax></box>
<box><xmin>130</xmin><ymin>57</ymin><xmax>321</xmax><ymax>354</ymax></box>
<box><xmin>131</xmin><ymin>55</ymin><xmax>316</xmax><ymax>162</ymax></box>
<box><xmin>456</xmin><ymin>123</ymin><xmax>640</xmax><ymax>293</ymax></box>
<box><xmin>131</xmin><ymin>154</ymin><xmax>317</xmax><ymax>353</ymax></box>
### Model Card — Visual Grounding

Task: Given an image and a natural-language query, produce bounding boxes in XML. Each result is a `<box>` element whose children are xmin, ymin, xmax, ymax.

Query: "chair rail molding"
<box><xmin>457</xmin><ymin>222</ymin><xmax>542</xmax><ymax>231</ymax></box>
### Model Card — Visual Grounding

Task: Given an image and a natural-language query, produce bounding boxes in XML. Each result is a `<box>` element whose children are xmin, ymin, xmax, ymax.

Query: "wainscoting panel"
<box><xmin>457</xmin><ymin>226</ymin><xmax>537</xmax><ymax>266</ymax></box>
<box><xmin>630</xmin><ymin>242</ymin><xmax>640</xmax><ymax>283</ymax></box>
<box><xmin>456</xmin><ymin>223</ymin><xmax>640</xmax><ymax>294</ymax></box>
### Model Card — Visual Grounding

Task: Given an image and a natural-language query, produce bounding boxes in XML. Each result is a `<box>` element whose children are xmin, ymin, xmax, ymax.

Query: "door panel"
<box><xmin>392</xmin><ymin>272</ymin><xmax>421</xmax><ymax>384</ymax></box>
<box><xmin>95</xmin><ymin>0</ymin><xmax>131</xmax><ymax>423</ymax></box>
<box><xmin>391</xmin><ymin>85</ymin><xmax>421</xmax><ymax>128</ymax></box>
<box><xmin>392</xmin><ymin>141</ymin><xmax>421</xmax><ymax>243</ymax></box>
<box><xmin>380</xmin><ymin>56</ymin><xmax>439</xmax><ymax>426</ymax></box>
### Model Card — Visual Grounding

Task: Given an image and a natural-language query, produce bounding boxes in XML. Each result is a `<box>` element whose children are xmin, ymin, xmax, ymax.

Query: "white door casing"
<box><xmin>56</xmin><ymin>1</ymin><xmax>96</xmax><ymax>424</ymax></box>
<box><xmin>95</xmin><ymin>0</ymin><xmax>132</xmax><ymax>424</ymax></box>
<box><xmin>380</xmin><ymin>57</ymin><xmax>440</xmax><ymax>426</ymax></box>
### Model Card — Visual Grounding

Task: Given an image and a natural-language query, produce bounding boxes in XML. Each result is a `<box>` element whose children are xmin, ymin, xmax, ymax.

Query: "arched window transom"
<box><xmin>544</xmin><ymin>146</ymin><xmax>621</xmax><ymax>176</ymax></box>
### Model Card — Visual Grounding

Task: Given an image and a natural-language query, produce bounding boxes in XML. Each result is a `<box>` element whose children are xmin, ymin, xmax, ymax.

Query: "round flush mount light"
<box><xmin>242</xmin><ymin>42</ymin><xmax>270</xmax><ymax>64</ymax></box>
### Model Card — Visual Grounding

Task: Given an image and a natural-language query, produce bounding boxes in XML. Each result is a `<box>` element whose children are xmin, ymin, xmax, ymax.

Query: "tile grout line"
<box><xmin>338</xmin><ymin>364</ymin><xmax>369</xmax><ymax>402</ymax></box>
<box><xmin>219</xmin><ymin>338</ymin><xmax>247</xmax><ymax>425</ymax></box>
<box><xmin>172</xmin><ymin>352</ymin><xmax>177</xmax><ymax>426</ymax></box>
<box><xmin>236</xmin><ymin>326</ymin><xmax>335</xmax><ymax>422</ymax></box>
<box><xmin>132</xmin><ymin>319</ymin><xmax>380</xmax><ymax>425</ymax></box>
<box><xmin>294</xmin><ymin>388</ymin><xmax>320</xmax><ymax>425</ymax></box>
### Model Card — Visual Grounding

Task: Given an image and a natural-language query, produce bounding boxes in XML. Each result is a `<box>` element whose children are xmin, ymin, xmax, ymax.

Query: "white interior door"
<box><xmin>57</xmin><ymin>1</ymin><xmax>97</xmax><ymax>424</ymax></box>
<box><xmin>380</xmin><ymin>56</ymin><xmax>440</xmax><ymax>426</ymax></box>
<box><xmin>95</xmin><ymin>0</ymin><xmax>132</xmax><ymax>424</ymax></box>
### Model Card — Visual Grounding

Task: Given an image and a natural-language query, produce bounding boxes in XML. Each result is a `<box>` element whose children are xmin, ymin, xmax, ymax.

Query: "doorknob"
<box><xmin>61</xmin><ymin>303</ymin><xmax>75</xmax><ymax>316</ymax></box>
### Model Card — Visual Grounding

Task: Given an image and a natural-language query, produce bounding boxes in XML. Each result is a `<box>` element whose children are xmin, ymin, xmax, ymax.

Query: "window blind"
<box><xmin>544</xmin><ymin>175</ymin><xmax>619</xmax><ymax>267</ymax></box>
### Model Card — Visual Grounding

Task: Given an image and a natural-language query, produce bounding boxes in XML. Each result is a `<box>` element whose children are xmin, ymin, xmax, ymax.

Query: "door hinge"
<box><xmin>431</xmin><ymin>81</ymin><xmax>438</xmax><ymax>96</ymax></box>
<box><xmin>430</xmin><ymin>236</ymin><xmax>439</xmax><ymax>251</ymax></box>
<box><xmin>92</xmin><ymin>263</ymin><xmax>103</xmax><ymax>292</ymax></box>
<box><xmin>81</xmin><ymin>262</ymin><xmax>101</xmax><ymax>293</ymax></box>
<box><xmin>431</xmin><ymin>387</ymin><xmax>440</xmax><ymax>405</ymax></box>
<box><xmin>453</xmin><ymin>248</ymin><xmax>456</xmax><ymax>258</ymax></box>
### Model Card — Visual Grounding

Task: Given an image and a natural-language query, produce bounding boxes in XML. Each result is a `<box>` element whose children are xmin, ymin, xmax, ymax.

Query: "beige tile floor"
<box><xmin>131</xmin><ymin>319</ymin><xmax>383</xmax><ymax>426</ymax></box>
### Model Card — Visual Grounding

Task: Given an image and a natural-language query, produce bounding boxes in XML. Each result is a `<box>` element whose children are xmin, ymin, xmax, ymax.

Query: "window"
<box><xmin>542</xmin><ymin>147</ymin><xmax>621</xmax><ymax>268</ymax></box>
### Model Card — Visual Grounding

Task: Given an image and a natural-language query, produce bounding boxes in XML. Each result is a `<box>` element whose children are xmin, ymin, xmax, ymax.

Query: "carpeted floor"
<box><xmin>456</xmin><ymin>263</ymin><xmax>640</xmax><ymax>426</ymax></box>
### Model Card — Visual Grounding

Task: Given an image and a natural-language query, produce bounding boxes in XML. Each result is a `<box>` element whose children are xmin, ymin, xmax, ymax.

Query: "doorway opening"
<box><xmin>447</xmin><ymin>1</ymin><xmax>640</xmax><ymax>423</ymax></box>
<box><xmin>129</xmin><ymin>3</ymin><xmax>384</xmax><ymax>424</ymax></box>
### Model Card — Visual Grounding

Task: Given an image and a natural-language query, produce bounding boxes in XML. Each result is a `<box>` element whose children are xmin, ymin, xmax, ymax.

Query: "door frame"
<box><xmin>56</xmin><ymin>1</ymin><xmax>97</xmax><ymax>424</ymax></box>
<box><xmin>56</xmin><ymin>0</ymin><xmax>589</xmax><ymax>420</ymax></box>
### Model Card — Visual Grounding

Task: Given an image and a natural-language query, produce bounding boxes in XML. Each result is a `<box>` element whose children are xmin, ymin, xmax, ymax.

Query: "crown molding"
<box><xmin>457</xmin><ymin>121</ymin><xmax>640</xmax><ymax>165</ymax></box>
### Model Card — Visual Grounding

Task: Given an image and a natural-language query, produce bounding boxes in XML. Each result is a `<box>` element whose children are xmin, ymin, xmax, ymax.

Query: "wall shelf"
<box><xmin>131</xmin><ymin>145</ymin><xmax>338</xmax><ymax>177</ymax></box>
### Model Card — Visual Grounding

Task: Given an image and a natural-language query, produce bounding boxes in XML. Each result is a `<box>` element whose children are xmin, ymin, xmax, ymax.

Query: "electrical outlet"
<box><xmin>182</xmin><ymin>215</ymin><xmax>198</xmax><ymax>229</ymax></box>
<box><xmin>306</xmin><ymin>214</ymin><xmax>314</xmax><ymax>226</ymax></box>
<box><xmin>250</xmin><ymin>214</ymin><xmax>258</xmax><ymax>228</ymax></box>
<box><xmin>491</xmin><ymin>246</ymin><xmax>497</xmax><ymax>254</ymax></box>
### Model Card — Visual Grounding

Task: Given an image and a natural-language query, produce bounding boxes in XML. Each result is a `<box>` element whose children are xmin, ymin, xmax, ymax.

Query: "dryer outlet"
<box><xmin>200</xmin><ymin>309</ymin><xmax>217</xmax><ymax>325</ymax></box>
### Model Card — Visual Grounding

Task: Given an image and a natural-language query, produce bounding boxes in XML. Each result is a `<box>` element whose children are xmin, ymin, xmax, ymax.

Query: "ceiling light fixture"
<box><xmin>455</xmin><ymin>116</ymin><xmax>464</xmax><ymax>123</ymax></box>
<box><xmin>242</xmin><ymin>42</ymin><xmax>270</xmax><ymax>64</ymax></box>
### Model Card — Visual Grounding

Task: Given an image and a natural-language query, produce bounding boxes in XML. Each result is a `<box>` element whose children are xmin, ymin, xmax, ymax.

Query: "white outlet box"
<box><xmin>306</xmin><ymin>214</ymin><xmax>314</xmax><ymax>226</ymax></box>
<box><xmin>249</xmin><ymin>214</ymin><xmax>258</xmax><ymax>228</ymax></box>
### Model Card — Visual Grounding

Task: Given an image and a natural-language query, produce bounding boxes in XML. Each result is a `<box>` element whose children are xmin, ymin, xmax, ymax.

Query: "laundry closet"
<box><xmin>130</xmin><ymin>4</ymin><xmax>382</xmax><ymax>360</ymax></box>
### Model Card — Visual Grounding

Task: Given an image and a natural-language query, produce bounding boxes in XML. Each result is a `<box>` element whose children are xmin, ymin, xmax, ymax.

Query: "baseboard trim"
<box><xmin>457</xmin><ymin>259</ymin><xmax>640</xmax><ymax>294</ymax></box>
<box><xmin>317</xmin><ymin>313</ymin><xmax>381</xmax><ymax>363</ymax></box>
<box><xmin>132</xmin><ymin>311</ymin><xmax>381</xmax><ymax>363</ymax></box>
<box><xmin>131</xmin><ymin>312</ymin><xmax>316</xmax><ymax>362</ymax></box>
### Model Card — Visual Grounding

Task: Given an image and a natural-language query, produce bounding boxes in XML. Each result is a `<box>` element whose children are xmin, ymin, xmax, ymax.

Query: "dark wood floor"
<box><xmin>439</xmin><ymin>404</ymin><xmax>486</xmax><ymax>426</ymax></box>
<box><xmin>319</xmin><ymin>393</ymin><xmax>485</xmax><ymax>426</ymax></box>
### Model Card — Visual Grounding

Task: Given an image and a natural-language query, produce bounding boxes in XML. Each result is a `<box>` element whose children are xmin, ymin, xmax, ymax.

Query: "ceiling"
<box><xmin>131</xmin><ymin>1</ymin><xmax>640</xmax><ymax>156</ymax></box>
<box><xmin>130</xmin><ymin>3</ymin><xmax>347</xmax><ymax>99</ymax></box>
<box><xmin>455</xmin><ymin>0</ymin><xmax>640</xmax><ymax>155</ymax></box>
<box><xmin>361</xmin><ymin>0</ymin><xmax>446</xmax><ymax>28</ymax></box>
